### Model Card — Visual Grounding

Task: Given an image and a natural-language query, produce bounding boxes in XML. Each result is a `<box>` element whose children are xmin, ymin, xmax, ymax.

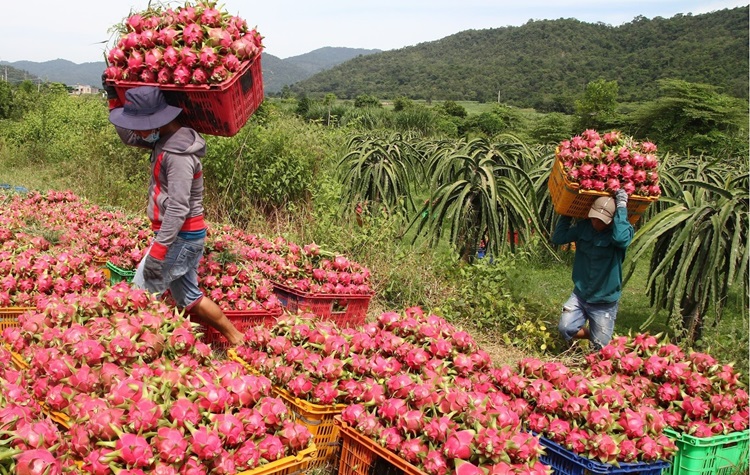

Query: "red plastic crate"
<box><xmin>110</xmin><ymin>56</ymin><xmax>264</xmax><ymax>137</ymax></box>
<box><xmin>197</xmin><ymin>307</ymin><xmax>283</xmax><ymax>350</ymax></box>
<box><xmin>272</xmin><ymin>283</ymin><xmax>371</xmax><ymax>328</ymax></box>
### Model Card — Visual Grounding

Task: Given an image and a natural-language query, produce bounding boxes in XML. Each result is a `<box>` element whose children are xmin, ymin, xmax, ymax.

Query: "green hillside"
<box><xmin>0</xmin><ymin>64</ymin><xmax>40</xmax><ymax>84</ymax></box>
<box><xmin>290</xmin><ymin>7</ymin><xmax>749</xmax><ymax>110</ymax></box>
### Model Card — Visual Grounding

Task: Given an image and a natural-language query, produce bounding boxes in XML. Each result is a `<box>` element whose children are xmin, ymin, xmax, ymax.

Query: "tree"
<box><xmin>461</xmin><ymin>112</ymin><xmax>505</xmax><ymax>137</ymax></box>
<box><xmin>323</xmin><ymin>93</ymin><xmax>337</xmax><ymax>126</ymax></box>
<box><xmin>295</xmin><ymin>93</ymin><xmax>311</xmax><ymax>116</ymax></box>
<box><xmin>354</xmin><ymin>94</ymin><xmax>381</xmax><ymax>108</ymax></box>
<box><xmin>0</xmin><ymin>81</ymin><xmax>12</xmax><ymax>119</ymax></box>
<box><xmin>392</xmin><ymin>96</ymin><xmax>413</xmax><ymax>112</ymax></box>
<box><xmin>629</xmin><ymin>79</ymin><xmax>749</xmax><ymax>159</ymax></box>
<box><xmin>574</xmin><ymin>78</ymin><xmax>619</xmax><ymax>130</ymax></box>
<box><xmin>530</xmin><ymin>112</ymin><xmax>573</xmax><ymax>145</ymax></box>
<box><xmin>624</xmin><ymin>157</ymin><xmax>748</xmax><ymax>343</ymax></box>
<box><xmin>439</xmin><ymin>100</ymin><xmax>467</xmax><ymax>118</ymax></box>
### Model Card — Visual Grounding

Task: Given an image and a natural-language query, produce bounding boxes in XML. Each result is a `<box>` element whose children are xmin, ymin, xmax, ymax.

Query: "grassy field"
<box><xmin>506</xmin><ymin>247</ymin><xmax>669</xmax><ymax>339</ymax></box>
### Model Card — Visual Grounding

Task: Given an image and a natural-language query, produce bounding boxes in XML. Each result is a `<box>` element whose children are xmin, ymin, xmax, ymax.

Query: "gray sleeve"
<box><xmin>115</xmin><ymin>126</ymin><xmax>152</xmax><ymax>150</ymax></box>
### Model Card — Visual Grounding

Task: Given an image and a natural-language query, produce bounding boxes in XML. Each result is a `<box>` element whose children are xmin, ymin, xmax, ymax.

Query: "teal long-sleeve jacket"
<box><xmin>551</xmin><ymin>207</ymin><xmax>634</xmax><ymax>304</ymax></box>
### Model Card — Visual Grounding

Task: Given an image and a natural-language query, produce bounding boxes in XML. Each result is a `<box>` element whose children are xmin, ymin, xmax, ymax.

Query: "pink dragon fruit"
<box><xmin>423</xmin><ymin>450</ymin><xmax>450</xmax><ymax>475</ymax></box>
<box><xmin>154</xmin><ymin>427</ymin><xmax>189</xmax><ymax>464</ymax></box>
<box><xmin>379</xmin><ymin>427</ymin><xmax>404</xmax><ymax>451</ymax></box>
<box><xmin>212</xmin><ymin>413</ymin><xmax>246</xmax><ymax>447</ymax></box>
<box><xmin>341</xmin><ymin>404</ymin><xmax>367</xmax><ymax>426</ymax></box>
<box><xmin>475</xmin><ymin>426</ymin><xmax>509</xmax><ymax>461</ymax></box>
<box><xmin>443</xmin><ymin>429</ymin><xmax>475</xmax><ymax>460</ymax></box>
<box><xmin>233</xmin><ymin>439</ymin><xmax>261</xmax><ymax>470</ymax></box>
<box><xmin>258</xmin><ymin>434</ymin><xmax>286</xmax><ymax>461</ymax></box>
<box><xmin>277</xmin><ymin>421</ymin><xmax>312</xmax><ymax>451</ymax></box>
<box><xmin>618</xmin><ymin>408</ymin><xmax>647</xmax><ymax>438</ymax></box>
<box><xmin>114</xmin><ymin>433</ymin><xmax>154</xmax><ymax>468</ymax></box>
<box><xmin>14</xmin><ymin>449</ymin><xmax>62</xmax><ymax>475</ymax></box>
<box><xmin>188</xmin><ymin>424</ymin><xmax>223</xmax><ymax>461</ymax></box>
<box><xmin>398</xmin><ymin>437</ymin><xmax>428</xmax><ymax>465</ymax></box>
<box><xmin>588</xmin><ymin>433</ymin><xmax>619</xmax><ymax>464</ymax></box>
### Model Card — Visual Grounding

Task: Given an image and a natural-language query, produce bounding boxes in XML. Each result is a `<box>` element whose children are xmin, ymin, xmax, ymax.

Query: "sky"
<box><xmin>1</xmin><ymin>0</ymin><xmax>747</xmax><ymax>64</ymax></box>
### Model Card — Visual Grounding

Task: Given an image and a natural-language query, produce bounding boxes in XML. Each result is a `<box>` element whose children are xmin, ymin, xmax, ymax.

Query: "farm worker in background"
<box><xmin>104</xmin><ymin>84</ymin><xmax>244</xmax><ymax>346</ymax></box>
<box><xmin>551</xmin><ymin>189</ymin><xmax>634</xmax><ymax>350</ymax></box>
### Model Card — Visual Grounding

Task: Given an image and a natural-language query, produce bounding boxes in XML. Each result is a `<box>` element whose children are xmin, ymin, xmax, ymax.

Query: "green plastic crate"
<box><xmin>664</xmin><ymin>429</ymin><xmax>749</xmax><ymax>475</ymax></box>
<box><xmin>106</xmin><ymin>262</ymin><xmax>136</xmax><ymax>285</ymax></box>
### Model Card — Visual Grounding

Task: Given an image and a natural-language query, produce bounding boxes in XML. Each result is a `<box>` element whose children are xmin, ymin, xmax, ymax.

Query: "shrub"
<box><xmin>437</xmin><ymin>258</ymin><xmax>555</xmax><ymax>353</ymax></box>
<box><xmin>202</xmin><ymin>107</ymin><xmax>334</xmax><ymax>220</ymax></box>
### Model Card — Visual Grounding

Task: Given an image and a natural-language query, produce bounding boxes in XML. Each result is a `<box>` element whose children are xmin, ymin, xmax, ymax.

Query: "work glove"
<box><xmin>142</xmin><ymin>254</ymin><xmax>164</xmax><ymax>282</ymax></box>
<box><xmin>615</xmin><ymin>189</ymin><xmax>628</xmax><ymax>208</ymax></box>
<box><xmin>101</xmin><ymin>72</ymin><xmax>121</xmax><ymax>110</ymax></box>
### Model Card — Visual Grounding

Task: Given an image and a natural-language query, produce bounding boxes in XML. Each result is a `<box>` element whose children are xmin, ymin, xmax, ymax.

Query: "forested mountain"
<box><xmin>284</xmin><ymin>47</ymin><xmax>382</xmax><ymax>75</ymax></box>
<box><xmin>1</xmin><ymin>47</ymin><xmax>380</xmax><ymax>93</ymax></box>
<box><xmin>0</xmin><ymin>64</ymin><xmax>40</xmax><ymax>84</ymax></box>
<box><xmin>289</xmin><ymin>7</ymin><xmax>749</xmax><ymax>109</ymax></box>
<box><xmin>0</xmin><ymin>59</ymin><xmax>102</xmax><ymax>87</ymax></box>
<box><xmin>263</xmin><ymin>48</ymin><xmax>380</xmax><ymax>93</ymax></box>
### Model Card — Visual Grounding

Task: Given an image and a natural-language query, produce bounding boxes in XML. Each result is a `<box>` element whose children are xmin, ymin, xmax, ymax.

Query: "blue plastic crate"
<box><xmin>539</xmin><ymin>436</ymin><xmax>671</xmax><ymax>475</ymax></box>
<box><xmin>0</xmin><ymin>184</ymin><xmax>28</xmax><ymax>193</ymax></box>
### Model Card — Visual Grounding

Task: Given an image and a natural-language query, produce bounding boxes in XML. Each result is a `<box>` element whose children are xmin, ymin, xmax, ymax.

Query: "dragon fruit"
<box><xmin>153</xmin><ymin>427</ymin><xmax>189</xmax><ymax>464</ymax></box>
<box><xmin>443</xmin><ymin>430</ymin><xmax>475</xmax><ymax>460</ymax></box>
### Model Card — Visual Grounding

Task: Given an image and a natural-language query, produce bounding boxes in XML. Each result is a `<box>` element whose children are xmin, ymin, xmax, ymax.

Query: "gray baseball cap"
<box><xmin>588</xmin><ymin>196</ymin><xmax>616</xmax><ymax>225</ymax></box>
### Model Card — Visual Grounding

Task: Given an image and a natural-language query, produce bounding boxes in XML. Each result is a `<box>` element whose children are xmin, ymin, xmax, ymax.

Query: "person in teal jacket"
<box><xmin>552</xmin><ymin>189</ymin><xmax>634</xmax><ymax>350</ymax></box>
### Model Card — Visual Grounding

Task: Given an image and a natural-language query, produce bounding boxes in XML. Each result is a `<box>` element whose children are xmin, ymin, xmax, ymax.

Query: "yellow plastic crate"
<box><xmin>548</xmin><ymin>158</ymin><xmax>657</xmax><ymax>225</ymax></box>
<box><xmin>336</xmin><ymin>417</ymin><xmax>427</xmax><ymax>475</ymax></box>
<box><xmin>237</xmin><ymin>444</ymin><xmax>316</xmax><ymax>475</ymax></box>
<box><xmin>0</xmin><ymin>307</ymin><xmax>34</xmax><ymax>332</ymax></box>
<box><xmin>229</xmin><ymin>348</ymin><xmax>346</xmax><ymax>469</ymax></box>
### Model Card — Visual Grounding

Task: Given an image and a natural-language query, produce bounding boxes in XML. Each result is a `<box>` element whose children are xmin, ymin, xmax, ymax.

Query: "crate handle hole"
<box><xmin>331</xmin><ymin>299</ymin><xmax>349</xmax><ymax>314</ymax></box>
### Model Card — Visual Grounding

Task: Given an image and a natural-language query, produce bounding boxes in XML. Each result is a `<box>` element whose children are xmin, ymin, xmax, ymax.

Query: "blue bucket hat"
<box><xmin>109</xmin><ymin>86</ymin><xmax>182</xmax><ymax>131</ymax></box>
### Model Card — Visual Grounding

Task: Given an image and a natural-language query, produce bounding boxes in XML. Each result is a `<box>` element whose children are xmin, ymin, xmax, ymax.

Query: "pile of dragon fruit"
<box><xmin>1</xmin><ymin>287</ymin><xmax>313</xmax><ymax>473</ymax></box>
<box><xmin>556</xmin><ymin>129</ymin><xmax>661</xmax><ymax>197</ymax></box>
<box><xmin>196</xmin><ymin>246</ymin><xmax>281</xmax><ymax>313</ymax></box>
<box><xmin>236</xmin><ymin>309</ymin><xmax>549</xmax><ymax>475</ymax></box>
<box><xmin>0</xmin><ymin>190</ymin><xmax>285</xmax><ymax>312</ymax></box>
<box><xmin>1</xmin><ymin>187</ymin><xmax>748</xmax><ymax>474</ymax></box>
<box><xmin>205</xmin><ymin>226</ymin><xmax>373</xmax><ymax>296</ymax></box>
<box><xmin>236</xmin><ymin>309</ymin><xmax>749</xmax><ymax>473</ymax></box>
<box><xmin>104</xmin><ymin>0</ymin><xmax>263</xmax><ymax>86</ymax></box>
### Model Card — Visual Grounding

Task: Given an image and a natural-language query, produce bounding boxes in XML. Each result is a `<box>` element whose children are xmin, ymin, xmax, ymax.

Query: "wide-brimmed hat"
<box><xmin>109</xmin><ymin>86</ymin><xmax>182</xmax><ymax>131</ymax></box>
<box><xmin>588</xmin><ymin>196</ymin><xmax>616</xmax><ymax>225</ymax></box>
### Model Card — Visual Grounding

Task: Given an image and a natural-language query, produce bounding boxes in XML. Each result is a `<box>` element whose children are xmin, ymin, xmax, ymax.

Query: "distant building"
<box><xmin>71</xmin><ymin>84</ymin><xmax>98</xmax><ymax>95</ymax></box>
